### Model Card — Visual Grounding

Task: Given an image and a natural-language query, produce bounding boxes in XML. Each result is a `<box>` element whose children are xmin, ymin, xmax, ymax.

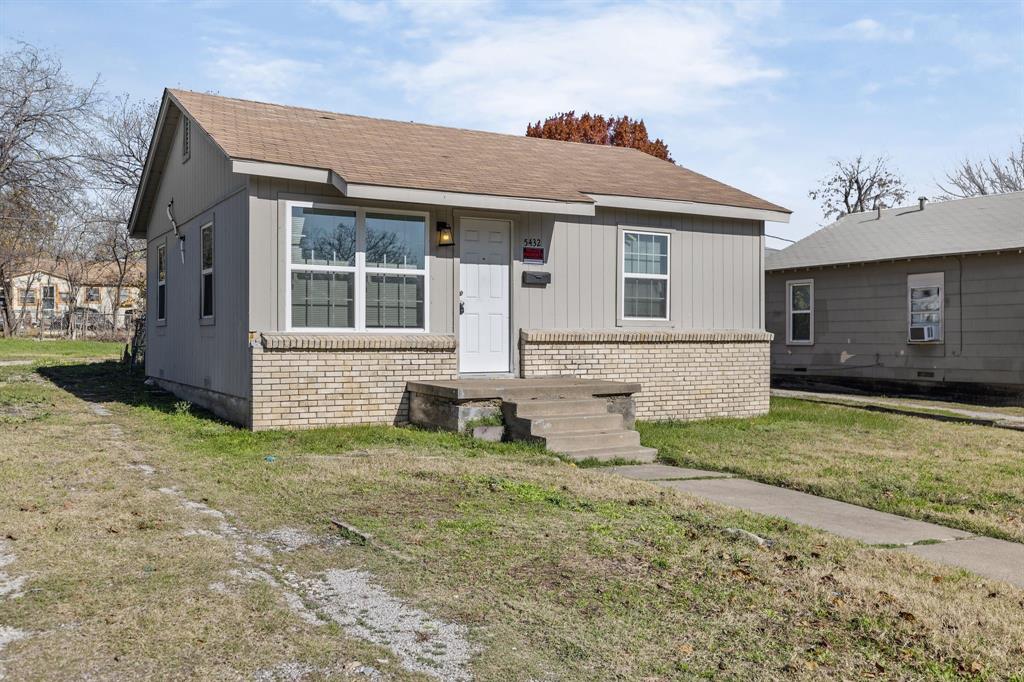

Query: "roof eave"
<box><xmin>766</xmin><ymin>245</ymin><xmax>1024</xmax><ymax>272</ymax></box>
<box><xmin>584</xmin><ymin>193</ymin><xmax>790</xmax><ymax>223</ymax></box>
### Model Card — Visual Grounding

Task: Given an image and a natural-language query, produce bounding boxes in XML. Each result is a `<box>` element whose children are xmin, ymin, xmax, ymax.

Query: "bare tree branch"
<box><xmin>808</xmin><ymin>154</ymin><xmax>910</xmax><ymax>222</ymax></box>
<box><xmin>935</xmin><ymin>136</ymin><xmax>1024</xmax><ymax>199</ymax></box>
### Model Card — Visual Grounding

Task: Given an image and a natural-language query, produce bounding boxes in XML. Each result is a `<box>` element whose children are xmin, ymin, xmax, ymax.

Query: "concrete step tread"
<box><xmin>558</xmin><ymin>445</ymin><xmax>658</xmax><ymax>463</ymax></box>
<box><xmin>544</xmin><ymin>429</ymin><xmax>641</xmax><ymax>452</ymax></box>
<box><xmin>529</xmin><ymin>413</ymin><xmax>624</xmax><ymax>435</ymax></box>
<box><xmin>508</xmin><ymin>398</ymin><xmax>611</xmax><ymax>416</ymax></box>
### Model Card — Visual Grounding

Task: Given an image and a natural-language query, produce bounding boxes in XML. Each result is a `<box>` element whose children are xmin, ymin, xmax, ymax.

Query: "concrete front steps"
<box><xmin>503</xmin><ymin>394</ymin><xmax>657</xmax><ymax>463</ymax></box>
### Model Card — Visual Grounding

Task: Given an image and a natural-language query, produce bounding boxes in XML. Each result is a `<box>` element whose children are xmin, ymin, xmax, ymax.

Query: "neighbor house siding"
<box><xmin>766</xmin><ymin>251</ymin><xmax>1024</xmax><ymax>390</ymax></box>
<box><xmin>145</xmin><ymin>108</ymin><xmax>249</xmax><ymax>413</ymax></box>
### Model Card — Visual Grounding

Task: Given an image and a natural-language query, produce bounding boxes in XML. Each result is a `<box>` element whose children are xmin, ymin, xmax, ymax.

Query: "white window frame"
<box><xmin>620</xmin><ymin>229</ymin><xmax>671</xmax><ymax>322</ymax></box>
<box><xmin>86</xmin><ymin>286</ymin><xmax>100</xmax><ymax>303</ymax></box>
<box><xmin>157</xmin><ymin>241</ymin><xmax>167</xmax><ymax>323</ymax></box>
<box><xmin>285</xmin><ymin>200</ymin><xmax>430</xmax><ymax>333</ymax></box>
<box><xmin>200</xmin><ymin>222</ymin><xmax>214</xmax><ymax>320</ymax></box>
<box><xmin>786</xmin><ymin>279</ymin><xmax>814</xmax><ymax>345</ymax></box>
<box><xmin>907</xmin><ymin>272</ymin><xmax>943</xmax><ymax>344</ymax></box>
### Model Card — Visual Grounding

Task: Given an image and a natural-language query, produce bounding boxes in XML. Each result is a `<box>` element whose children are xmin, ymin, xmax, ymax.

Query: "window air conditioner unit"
<box><xmin>909</xmin><ymin>325</ymin><xmax>936</xmax><ymax>341</ymax></box>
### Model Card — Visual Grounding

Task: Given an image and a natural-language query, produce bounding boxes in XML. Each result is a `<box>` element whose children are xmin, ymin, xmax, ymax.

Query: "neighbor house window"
<box><xmin>621</xmin><ymin>230</ymin><xmax>669</xmax><ymax>320</ymax></box>
<box><xmin>157</xmin><ymin>242</ymin><xmax>167</xmax><ymax>321</ymax></box>
<box><xmin>786</xmin><ymin>279</ymin><xmax>813</xmax><ymax>344</ymax></box>
<box><xmin>182</xmin><ymin>117</ymin><xmax>191</xmax><ymax>162</ymax></box>
<box><xmin>200</xmin><ymin>222</ymin><xmax>214</xmax><ymax>319</ymax></box>
<box><xmin>287</xmin><ymin>204</ymin><xmax>428</xmax><ymax>331</ymax></box>
<box><xmin>908</xmin><ymin>272</ymin><xmax>943</xmax><ymax>343</ymax></box>
<box><xmin>41</xmin><ymin>285</ymin><xmax>55</xmax><ymax>312</ymax></box>
<box><xmin>86</xmin><ymin>287</ymin><xmax>100</xmax><ymax>303</ymax></box>
<box><xmin>22</xmin><ymin>288</ymin><xmax>35</xmax><ymax>305</ymax></box>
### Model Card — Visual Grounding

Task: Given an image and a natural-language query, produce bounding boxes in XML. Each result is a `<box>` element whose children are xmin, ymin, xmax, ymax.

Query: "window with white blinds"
<box><xmin>287</xmin><ymin>203</ymin><xmax>428</xmax><ymax>332</ymax></box>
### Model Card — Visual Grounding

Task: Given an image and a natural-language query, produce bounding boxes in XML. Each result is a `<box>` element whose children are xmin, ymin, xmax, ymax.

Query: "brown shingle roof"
<box><xmin>169</xmin><ymin>89</ymin><xmax>788</xmax><ymax>214</ymax></box>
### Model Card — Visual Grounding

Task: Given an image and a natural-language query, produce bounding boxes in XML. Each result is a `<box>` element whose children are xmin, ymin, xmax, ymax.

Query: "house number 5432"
<box><xmin>523</xmin><ymin>238</ymin><xmax>542</xmax><ymax>247</ymax></box>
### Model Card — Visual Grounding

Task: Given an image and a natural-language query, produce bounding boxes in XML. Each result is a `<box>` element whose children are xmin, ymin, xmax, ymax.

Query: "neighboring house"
<box><xmin>128</xmin><ymin>89</ymin><xmax>790</xmax><ymax>430</ymax></box>
<box><xmin>766</xmin><ymin>192</ymin><xmax>1024</xmax><ymax>403</ymax></box>
<box><xmin>5</xmin><ymin>260</ymin><xmax>144</xmax><ymax>331</ymax></box>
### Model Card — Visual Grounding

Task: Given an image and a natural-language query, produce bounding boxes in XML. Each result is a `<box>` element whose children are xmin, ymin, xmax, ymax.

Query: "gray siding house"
<box><xmin>766</xmin><ymin>193</ymin><xmax>1024</xmax><ymax>403</ymax></box>
<box><xmin>129</xmin><ymin>89</ymin><xmax>790</xmax><ymax>431</ymax></box>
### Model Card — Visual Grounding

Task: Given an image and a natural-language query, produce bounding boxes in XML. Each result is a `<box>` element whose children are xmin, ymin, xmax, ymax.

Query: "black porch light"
<box><xmin>436</xmin><ymin>221</ymin><xmax>455</xmax><ymax>247</ymax></box>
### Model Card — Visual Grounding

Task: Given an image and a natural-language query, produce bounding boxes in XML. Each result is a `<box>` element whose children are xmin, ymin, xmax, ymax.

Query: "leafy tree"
<box><xmin>809</xmin><ymin>154</ymin><xmax>909</xmax><ymax>221</ymax></box>
<box><xmin>526</xmin><ymin>111</ymin><xmax>673</xmax><ymax>161</ymax></box>
<box><xmin>936</xmin><ymin>136</ymin><xmax>1024</xmax><ymax>199</ymax></box>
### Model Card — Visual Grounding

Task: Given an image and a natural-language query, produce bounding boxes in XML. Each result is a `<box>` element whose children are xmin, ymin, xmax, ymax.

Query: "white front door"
<box><xmin>459</xmin><ymin>217</ymin><xmax>510</xmax><ymax>373</ymax></box>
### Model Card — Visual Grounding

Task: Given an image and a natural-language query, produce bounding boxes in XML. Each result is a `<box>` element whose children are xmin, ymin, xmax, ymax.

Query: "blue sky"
<box><xmin>2</xmin><ymin>0</ymin><xmax>1021</xmax><ymax>243</ymax></box>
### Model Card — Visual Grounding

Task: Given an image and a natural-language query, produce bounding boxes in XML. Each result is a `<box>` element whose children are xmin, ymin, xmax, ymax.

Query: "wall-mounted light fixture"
<box><xmin>436</xmin><ymin>221</ymin><xmax>455</xmax><ymax>247</ymax></box>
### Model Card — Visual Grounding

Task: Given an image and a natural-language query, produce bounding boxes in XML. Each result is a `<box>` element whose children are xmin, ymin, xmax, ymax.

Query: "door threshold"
<box><xmin>458</xmin><ymin>372</ymin><xmax>515</xmax><ymax>379</ymax></box>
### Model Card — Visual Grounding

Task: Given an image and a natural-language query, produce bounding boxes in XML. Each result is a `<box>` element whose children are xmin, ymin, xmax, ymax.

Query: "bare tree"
<box><xmin>809</xmin><ymin>154</ymin><xmax>910</xmax><ymax>221</ymax></box>
<box><xmin>86</xmin><ymin>94</ymin><xmax>157</xmax><ymax>325</ymax></box>
<box><xmin>0</xmin><ymin>43</ymin><xmax>100</xmax><ymax>335</ymax></box>
<box><xmin>936</xmin><ymin>136</ymin><xmax>1024</xmax><ymax>199</ymax></box>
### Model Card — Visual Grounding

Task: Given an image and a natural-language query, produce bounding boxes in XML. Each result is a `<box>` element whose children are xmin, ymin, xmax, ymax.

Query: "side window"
<box><xmin>621</xmin><ymin>230</ymin><xmax>670</xmax><ymax>320</ymax></box>
<box><xmin>200</xmin><ymin>223</ymin><xmax>214</xmax><ymax>319</ymax></box>
<box><xmin>908</xmin><ymin>272</ymin><xmax>943</xmax><ymax>343</ymax></box>
<box><xmin>182</xmin><ymin>117</ymin><xmax>191</xmax><ymax>163</ymax></box>
<box><xmin>157</xmin><ymin>242</ymin><xmax>167</xmax><ymax>322</ymax></box>
<box><xmin>786</xmin><ymin>279</ymin><xmax>813</xmax><ymax>344</ymax></box>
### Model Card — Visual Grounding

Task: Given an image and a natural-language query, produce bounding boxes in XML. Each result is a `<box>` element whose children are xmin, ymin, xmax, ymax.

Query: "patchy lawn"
<box><xmin>643</xmin><ymin>398</ymin><xmax>1024</xmax><ymax>544</ymax></box>
<box><xmin>0</xmin><ymin>350</ymin><xmax>1022</xmax><ymax>680</ymax></box>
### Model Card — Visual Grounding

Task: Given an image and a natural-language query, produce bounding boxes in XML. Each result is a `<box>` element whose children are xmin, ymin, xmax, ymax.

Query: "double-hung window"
<box><xmin>908</xmin><ymin>272</ymin><xmax>943</xmax><ymax>343</ymax></box>
<box><xmin>86</xmin><ymin>287</ymin><xmax>100</xmax><ymax>303</ymax></box>
<box><xmin>621</xmin><ymin>230</ymin><xmax>669</xmax><ymax>320</ymax></box>
<box><xmin>287</xmin><ymin>203</ymin><xmax>428</xmax><ymax>331</ymax></box>
<box><xmin>157</xmin><ymin>242</ymin><xmax>167</xmax><ymax>322</ymax></box>
<box><xmin>200</xmin><ymin>223</ymin><xmax>214</xmax><ymax>319</ymax></box>
<box><xmin>786</xmin><ymin>279</ymin><xmax>813</xmax><ymax>344</ymax></box>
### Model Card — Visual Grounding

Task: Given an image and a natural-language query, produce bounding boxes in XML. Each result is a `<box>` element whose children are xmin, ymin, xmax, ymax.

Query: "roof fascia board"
<box><xmin>127</xmin><ymin>91</ymin><xmax>175</xmax><ymax>238</ymax></box>
<box><xmin>231</xmin><ymin>159</ymin><xmax>333</xmax><ymax>184</ymax></box>
<box><xmin>766</xmin><ymin>246</ymin><xmax>1024</xmax><ymax>272</ymax></box>
<box><xmin>585</xmin><ymin>193</ymin><xmax>790</xmax><ymax>223</ymax></box>
<box><xmin>341</xmin><ymin>182</ymin><xmax>596</xmax><ymax>216</ymax></box>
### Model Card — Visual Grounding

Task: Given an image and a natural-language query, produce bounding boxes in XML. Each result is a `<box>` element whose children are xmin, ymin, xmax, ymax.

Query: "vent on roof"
<box><xmin>319</xmin><ymin>115</ymin><xmax>335</xmax><ymax>120</ymax></box>
<box><xmin>918</xmin><ymin>196</ymin><xmax>927</xmax><ymax>211</ymax></box>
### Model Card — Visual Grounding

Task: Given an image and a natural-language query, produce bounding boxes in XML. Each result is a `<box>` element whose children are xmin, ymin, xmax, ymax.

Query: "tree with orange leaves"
<box><xmin>526</xmin><ymin>111</ymin><xmax>673</xmax><ymax>162</ymax></box>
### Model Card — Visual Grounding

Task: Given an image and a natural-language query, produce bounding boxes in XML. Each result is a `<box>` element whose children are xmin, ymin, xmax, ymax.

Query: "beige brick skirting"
<box><xmin>519</xmin><ymin>329</ymin><xmax>773</xmax><ymax>421</ymax></box>
<box><xmin>250</xmin><ymin>333</ymin><xmax>457</xmax><ymax>430</ymax></box>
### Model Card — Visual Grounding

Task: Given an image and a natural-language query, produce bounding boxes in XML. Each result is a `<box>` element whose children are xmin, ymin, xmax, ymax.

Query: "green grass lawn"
<box><xmin>0</xmin><ymin>337</ymin><xmax>123</xmax><ymax>362</ymax></box>
<box><xmin>1</xmin><ymin>343</ymin><xmax>1022</xmax><ymax>680</ymax></box>
<box><xmin>642</xmin><ymin>397</ymin><xmax>1024</xmax><ymax>543</ymax></box>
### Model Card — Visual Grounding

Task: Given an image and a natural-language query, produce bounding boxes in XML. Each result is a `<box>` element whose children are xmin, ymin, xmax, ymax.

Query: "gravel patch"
<box><xmin>0</xmin><ymin>541</ymin><xmax>25</xmax><ymax>599</ymax></box>
<box><xmin>126</xmin><ymin>462</ymin><xmax>156</xmax><ymax>476</ymax></box>
<box><xmin>302</xmin><ymin>569</ymin><xmax>474</xmax><ymax>681</ymax></box>
<box><xmin>88</xmin><ymin>404</ymin><xmax>112</xmax><ymax>417</ymax></box>
<box><xmin>159</xmin><ymin>488</ymin><xmax>474</xmax><ymax>680</ymax></box>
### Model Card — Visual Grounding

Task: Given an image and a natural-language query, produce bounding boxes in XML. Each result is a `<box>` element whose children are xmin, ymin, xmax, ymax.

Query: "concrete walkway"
<box><xmin>604</xmin><ymin>464</ymin><xmax>1024</xmax><ymax>588</ymax></box>
<box><xmin>772</xmin><ymin>388</ymin><xmax>1024</xmax><ymax>431</ymax></box>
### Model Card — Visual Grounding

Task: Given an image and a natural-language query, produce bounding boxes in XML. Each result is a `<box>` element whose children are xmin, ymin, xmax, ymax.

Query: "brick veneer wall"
<box><xmin>519</xmin><ymin>329</ymin><xmax>772</xmax><ymax>421</ymax></box>
<box><xmin>250</xmin><ymin>333</ymin><xmax>457</xmax><ymax>431</ymax></box>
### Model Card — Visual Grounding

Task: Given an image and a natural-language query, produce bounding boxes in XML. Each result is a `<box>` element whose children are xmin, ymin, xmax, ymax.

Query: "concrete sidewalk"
<box><xmin>604</xmin><ymin>464</ymin><xmax>1024</xmax><ymax>588</ymax></box>
<box><xmin>772</xmin><ymin>388</ymin><xmax>1024</xmax><ymax>431</ymax></box>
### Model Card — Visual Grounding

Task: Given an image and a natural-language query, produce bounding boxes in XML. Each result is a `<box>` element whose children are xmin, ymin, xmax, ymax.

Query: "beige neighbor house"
<box><xmin>766</xmin><ymin>192</ymin><xmax>1024</xmax><ymax>404</ymax></box>
<box><xmin>128</xmin><ymin>89</ymin><xmax>790</xmax><ymax>443</ymax></box>
<box><xmin>3</xmin><ymin>260</ymin><xmax>144</xmax><ymax>332</ymax></box>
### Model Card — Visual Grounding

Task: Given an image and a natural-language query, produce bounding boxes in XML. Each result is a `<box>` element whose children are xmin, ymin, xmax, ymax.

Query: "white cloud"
<box><xmin>314</xmin><ymin>0</ymin><xmax>389</xmax><ymax>24</ymax></box>
<box><xmin>842</xmin><ymin>18</ymin><xmax>914</xmax><ymax>42</ymax></box>
<box><xmin>204</xmin><ymin>46</ymin><xmax>323</xmax><ymax>101</ymax></box>
<box><xmin>388</xmin><ymin>4</ymin><xmax>783</xmax><ymax>132</ymax></box>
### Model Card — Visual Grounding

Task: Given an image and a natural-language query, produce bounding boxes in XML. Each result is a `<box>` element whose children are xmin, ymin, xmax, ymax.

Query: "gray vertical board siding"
<box><xmin>144</xmin><ymin>110</ymin><xmax>250</xmax><ymax>399</ymax></box>
<box><xmin>247</xmin><ymin>177</ymin><xmax>457</xmax><ymax>335</ymax></box>
<box><xmin>766</xmin><ymin>252</ymin><xmax>1024</xmax><ymax>386</ymax></box>
<box><xmin>245</xmin><ymin>182</ymin><xmax>765</xmax><ymax>348</ymax></box>
<box><xmin>513</xmin><ymin>208</ymin><xmax>764</xmax><ymax>332</ymax></box>
<box><xmin>145</xmin><ymin>189</ymin><xmax>250</xmax><ymax>399</ymax></box>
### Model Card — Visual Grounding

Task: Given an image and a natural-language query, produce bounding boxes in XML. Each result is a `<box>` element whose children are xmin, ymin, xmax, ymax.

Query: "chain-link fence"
<box><xmin>9</xmin><ymin>308</ymin><xmax>138</xmax><ymax>342</ymax></box>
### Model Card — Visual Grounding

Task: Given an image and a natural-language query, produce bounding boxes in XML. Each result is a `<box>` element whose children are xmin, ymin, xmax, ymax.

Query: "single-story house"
<box><xmin>128</xmin><ymin>89</ymin><xmax>790</xmax><ymax>434</ymax></box>
<box><xmin>766</xmin><ymin>192</ymin><xmax>1024</xmax><ymax>403</ymax></box>
<box><xmin>2</xmin><ymin>259</ymin><xmax>144</xmax><ymax>332</ymax></box>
